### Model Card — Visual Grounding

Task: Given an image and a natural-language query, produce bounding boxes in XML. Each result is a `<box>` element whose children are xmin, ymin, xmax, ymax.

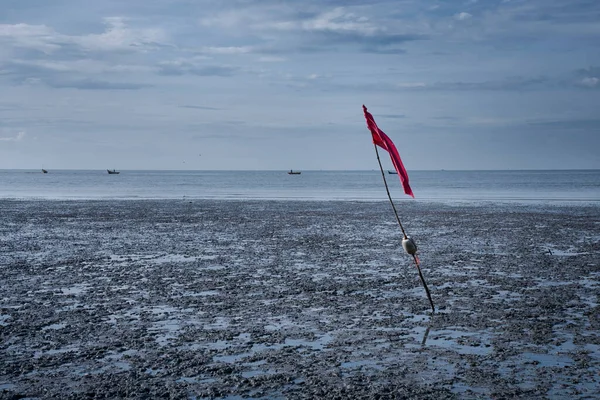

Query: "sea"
<box><xmin>1</xmin><ymin>169</ymin><xmax>599</xmax><ymax>204</ymax></box>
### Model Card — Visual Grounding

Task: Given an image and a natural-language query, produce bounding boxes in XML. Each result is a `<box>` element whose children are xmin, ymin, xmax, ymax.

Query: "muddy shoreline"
<box><xmin>1</xmin><ymin>200</ymin><xmax>599</xmax><ymax>399</ymax></box>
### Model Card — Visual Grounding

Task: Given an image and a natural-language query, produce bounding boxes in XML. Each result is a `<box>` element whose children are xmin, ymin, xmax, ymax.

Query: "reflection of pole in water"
<box><xmin>421</xmin><ymin>324</ymin><xmax>432</xmax><ymax>347</ymax></box>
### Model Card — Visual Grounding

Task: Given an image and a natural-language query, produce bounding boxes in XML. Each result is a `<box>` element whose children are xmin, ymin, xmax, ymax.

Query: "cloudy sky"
<box><xmin>1</xmin><ymin>0</ymin><xmax>599</xmax><ymax>170</ymax></box>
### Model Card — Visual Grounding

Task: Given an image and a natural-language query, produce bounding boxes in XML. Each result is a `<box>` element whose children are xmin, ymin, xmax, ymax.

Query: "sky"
<box><xmin>1</xmin><ymin>0</ymin><xmax>599</xmax><ymax>171</ymax></box>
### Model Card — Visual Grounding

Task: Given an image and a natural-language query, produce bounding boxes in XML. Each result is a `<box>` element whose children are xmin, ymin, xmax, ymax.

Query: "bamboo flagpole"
<box><xmin>364</xmin><ymin>105</ymin><xmax>435</xmax><ymax>313</ymax></box>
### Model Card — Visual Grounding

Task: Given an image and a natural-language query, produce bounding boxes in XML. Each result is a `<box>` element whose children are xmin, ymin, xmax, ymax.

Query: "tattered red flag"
<box><xmin>363</xmin><ymin>105</ymin><xmax>414</xmax><ymax>198</ymax></box>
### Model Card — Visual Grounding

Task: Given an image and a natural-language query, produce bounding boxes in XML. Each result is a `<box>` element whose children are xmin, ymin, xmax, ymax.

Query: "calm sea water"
<box><xmin>1</xmin><ymin>170</ymin><xmax>599</xmax><ymax>204</ymax></box>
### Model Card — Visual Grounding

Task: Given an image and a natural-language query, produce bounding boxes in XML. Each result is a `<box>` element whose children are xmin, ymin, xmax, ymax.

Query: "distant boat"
<box><xmin>41</xmin><ymin>169</ymin><xmax>48</xmax><ymax>174</ymax></box>
<box><xmin>288</xmin><ymin>170</ymin><xmax>301</xmax><ymax>175</ymax></box>
<box><xmin>388</xmin><ymin>170</ymin><xmax>398</xmax><ymax>174</ymax></box>
<box><xmin>107</xmin><ymin>169</ymin><xmax>120</xmax><ymax>174</ymax></box>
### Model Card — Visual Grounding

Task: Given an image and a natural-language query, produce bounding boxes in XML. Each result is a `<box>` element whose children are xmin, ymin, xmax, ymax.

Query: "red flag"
<box><xmin>363</xmin><ymin>105</ymin><xmax>414</xmax><ymax>198</ymax></box>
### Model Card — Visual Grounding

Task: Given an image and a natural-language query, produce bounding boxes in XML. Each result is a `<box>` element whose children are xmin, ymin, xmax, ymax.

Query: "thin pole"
<box><xmin>413</xmin><ymin>255</ymin><xmax>435</xmax><ymax>312</ymax></box>
<box><xmin>373</xmin><ymin>144</ymin><xmax>407</xmax><ymax>239</ymax></box>
<box><xmin>373</xmin><ymin>143</ymin><xmax>435</xmax><ymax>313</ymax></box>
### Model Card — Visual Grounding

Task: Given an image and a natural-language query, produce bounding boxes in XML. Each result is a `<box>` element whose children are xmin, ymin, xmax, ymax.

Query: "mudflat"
<box><xmin>1</xmin><ymin>200</ymin><xmax>598</xmax><ymax>399</ymax></box>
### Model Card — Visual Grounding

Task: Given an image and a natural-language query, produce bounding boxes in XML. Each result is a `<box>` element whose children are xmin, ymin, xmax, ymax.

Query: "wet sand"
<box><xmin>1</xmin><ymin>200</ymin><xmax>599</xmax><ymax>399</ymax></box>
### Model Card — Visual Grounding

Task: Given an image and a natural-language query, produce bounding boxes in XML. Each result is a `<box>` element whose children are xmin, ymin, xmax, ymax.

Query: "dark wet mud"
<box><xmin>1</xmin><ymin>200</ymin><xmax>599</xmax><ymax>399</ymax></box>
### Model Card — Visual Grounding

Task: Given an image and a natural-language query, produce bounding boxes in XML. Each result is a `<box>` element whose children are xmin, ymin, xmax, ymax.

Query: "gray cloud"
<box><xmin>362</xmin><ymin>47</ymin><xmax>407</xmax><ymax>55</ymax></box>
<box><xmin>2</xmin><ymin>117</ymin><xmax>93</xmax><ymax>128</ymax></box>
<box><xmin>0</xmin><ymin>131</ymin><xmax>25</xmax><ymax>141</ymax></box>
<box><xmin>409</xmin><ymin>0</ymin><xmax>600</xmax><ymax>51</ymax></box>
<box><xmin>0</xmin><ymin>18</ymin><xmax>167</xmax><ymax>55</ymax></box>
<box><xmin>380</xmin><ymin>114</ymin><xmax>406</xmax><ymax>119</ymax></box>
<box><xmin>427</xmin><ymin>76</ymin><xmax>554</xmax><ymax>91</ymax></box>
<box><xmin>304</xmin><ymin>30</ymin><xmax>426</xmax><ymax>54</ymax></box>
<box><xmin>576</xmin><ymin>66</ymin><xmax>600</xmax><ymax>77</ymax></box>
<box><xmin>526</xmin><ymin>118</ymin><xmax>600</xmax><ymax>130</ymax></box>
<box><xmin>432</xmin><ymin>116</ymin><xmax>460</xmax><ymax>121</ymax></box>
<box><xmin>0</xmin><ymin>103</ymin><xmax>28</xmax><ymax>111</ymax></box>
<box><xmin>178</xmin><ymin>105</ymin><xmax>220</xmax><ymax>110</ymax></box>
<box><xmin>198</xmin><ymin>4</ymin><xmax>428</xmax><ymax>55</ymax></box>
<box><xmin>0</xmin><ymin>60</ymin><xmax>151</xmax><ymax>90</ymax></box>
<box><xmin>323</xmin><ymin>76</ymin><xmax>559</xmax><ymax>93</ymax></box>
<box><xmin>157</xmin><ymin>62</ymin><xmax>238</xmax><ymax>77</ymax></box>
<box><xmin>509</xmin><ymin>0</ymin><xmax>600</xmax><ymax>24</ymax></box>
<box><xmin>573</xmin><ymin>66</ymin><xmax>600</xmax><ymax>88</ymax></box>
<box><xmin>46</xmin><ymin>79</ymin><xmax>151</xmax><ymax>90</ymax></box>
<box><xmin>253</xmin><ymin>31</ymin><xmax>422</xmax><ymax>55</ymax></box>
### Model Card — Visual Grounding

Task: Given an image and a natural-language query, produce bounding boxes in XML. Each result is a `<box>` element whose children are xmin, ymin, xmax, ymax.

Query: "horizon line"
<box><xmin>1</xmin><ymin>168</ymin><xmax>599</xmax><ymax>172</ymax></box>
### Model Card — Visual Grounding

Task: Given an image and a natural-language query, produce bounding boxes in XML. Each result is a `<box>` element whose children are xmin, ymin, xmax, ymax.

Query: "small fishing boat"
<box><xmin>107</xmin><ymin>169</ymin><xmax>120</xmax><ymax>174</ymax></box>
<box><xmin>288</xmin><ymin>170</ymin><xmax>301</xmax><ymax>175</ymax></box>
<box><xmin>41</xmin><ymin>169</ymin><xmax>48</xmax><ymax>174</ymax></box>
<box><xmin>388</xmin><ymin>170</ymin><xmax>397</xmax><ymax>174</ymax></box>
